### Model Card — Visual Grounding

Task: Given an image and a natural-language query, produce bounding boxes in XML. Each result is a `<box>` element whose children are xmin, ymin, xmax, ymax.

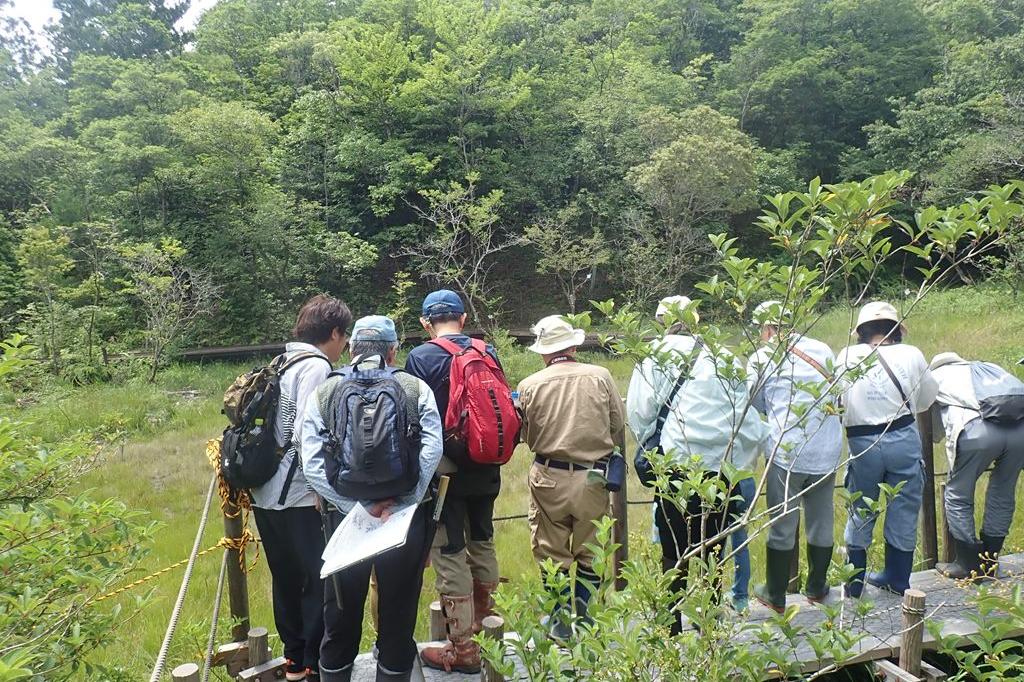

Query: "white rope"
<box><xmin>201</xmin><ymin>550</ymin><xmax>228</xmax><ymax>682</ymax></box>
<box><xmin>149</xmin><ymin>474</ymin><xmax>217</xmax><ymax>682</ymax></box>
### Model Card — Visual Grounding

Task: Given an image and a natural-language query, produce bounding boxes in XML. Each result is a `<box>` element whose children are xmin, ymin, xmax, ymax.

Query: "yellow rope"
<box><xmin>93</xmin><ymin>440</ymin><xmax>264</xmax><ymax>605</ymax></box>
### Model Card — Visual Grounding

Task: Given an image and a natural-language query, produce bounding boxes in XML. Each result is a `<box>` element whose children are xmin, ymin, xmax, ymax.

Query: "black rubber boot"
<box><xmin>867</xmin><ymin>543</ymin><xmax>914</xmax><ymax>595</ymax></box>
<box><xmin>937</xmin><ymin>538</ymin><xmax>983</xmax><ymax>581</ymax></box>
<box><xmin>754</xmin><ymin>546</ymin><xmax>792</xmax><ymax>613</ymax></box>
<box><xmin>844</xmin><ymin>547</ymin><xmax>867</xmax><ymax>599</ymax></box>
<box><xmin>980</xmin><ymin>533</ymin><xmax>1005</xmax><ymax>579</ymax></box>
<box><xmin>319</xmin><ymin>664</ymin><xmax>352</xmax><ymax>682</ymax></box>
<box><xmin>803</xmin><ymin>544</ymin><xmax>833</xmax><ymax>602</ymax></box>
<box><xmin>375</xmin><ymin>664</ymin><xmax>411</xmax><ymax>682</ymax></box>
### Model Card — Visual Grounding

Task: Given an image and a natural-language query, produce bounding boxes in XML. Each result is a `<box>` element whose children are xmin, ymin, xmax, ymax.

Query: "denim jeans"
<box><xmin>843</xmin><ymin>425</ymin><xmax>923</xmax><ymax>553</ymax></box>
<box><xmin>730</xmin><ymin>477</ymin><xmax>756</xmax><ymax>601</ymax></box>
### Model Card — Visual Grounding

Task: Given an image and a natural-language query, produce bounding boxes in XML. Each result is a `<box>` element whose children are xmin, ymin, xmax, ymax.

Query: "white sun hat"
<box><xmin>655</xmin><ymin>295</ymin><xmax>699</xmax><ymax>324</ymax></box>
<box><xmin>528</xmin><ymin>315</ymin><xmax>586</xmax><ymax>355</ymax></box>
<box><xmin>930</xmin><ymin>351</ymin><xmax>965</xmax><ymax>371</ymax></box>
<box><xmin>855</xmin><ymin>301</ymin><xmax>904</xmax><ymax>331</ymax></box>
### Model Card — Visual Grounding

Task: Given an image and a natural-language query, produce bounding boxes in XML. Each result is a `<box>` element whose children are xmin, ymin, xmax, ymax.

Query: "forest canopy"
<box><xmin>1</xmin><ymin>0</ymin><xmax>1022</xmax><ymax>377</ymax></box>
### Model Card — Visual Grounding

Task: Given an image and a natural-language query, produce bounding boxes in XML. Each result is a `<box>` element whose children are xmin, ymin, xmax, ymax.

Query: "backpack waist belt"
<box><xmin>846</xmin><ymin>413</ymin><xmax>915</xmax><ymax>438</ymax></box>
<box><xmin>534</xmin><ymin>455</ymin><xmax>607</xmax><ymax>472</ymax></box>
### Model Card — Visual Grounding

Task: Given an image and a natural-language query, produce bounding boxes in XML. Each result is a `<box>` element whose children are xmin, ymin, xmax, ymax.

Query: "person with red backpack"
<box><xmin>405</xmin><ymin>290</ymin><xmax>520</xmax><ymax>674</ymax></box>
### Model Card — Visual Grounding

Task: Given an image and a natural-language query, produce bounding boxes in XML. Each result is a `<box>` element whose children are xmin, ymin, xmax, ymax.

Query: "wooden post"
<box><xmin>939</xmin><ymin>483</ymin><xmax>955</xmax><ymax>563</ymax></box>
<box><xmin>611</xmin><ymin>479</ymin><xmax>629</xmax><ymax>591</ymax></box>
<box><xmin>247</xmin><ymin>627</ymin><xmax>270</xmax><ymax>669</ymax></box>
<box><xmin>429</xmin><ymin>601</ymin><xmax>446</xmax><ymax>641</ymax></box>
<box><xmin>171</xmin><ymin>663</ymin><xmax>200</xmax><ymax>681</ymax></box>
<box><xmin>918</xmin><ymin>412</ymin><xmax>938</xmax><ymax>569</ymax></box>
<box><xmin>223</xmin><ymin>499</ymin><xmax>250</xmax><ymax>641</ymax></box>
<box><xmin>480</xmin><ymin>615</ymin><xmax>505</xmax><ymax>682</ymax></box>
<box><xmin>787</xmin><ymin>517</ymin><xmax>801</xmax><ymax>594</ymax></box>
<box><xmin>899</xmin><ymin>589</ymin><xmax>926</xmax><ymax>677</ymax></box>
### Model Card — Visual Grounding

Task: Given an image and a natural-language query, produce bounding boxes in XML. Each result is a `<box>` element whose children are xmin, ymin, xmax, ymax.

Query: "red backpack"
<box><xmin>429</xmin><ymin>337</ymin><xmax>520</xmax><ymax>465</ymax></box>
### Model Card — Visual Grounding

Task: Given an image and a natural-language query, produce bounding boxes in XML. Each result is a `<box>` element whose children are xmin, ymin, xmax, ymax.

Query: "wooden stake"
<box><xmin>918</xmin><ymin>412</ymin><xmax>938</xmax><ymax>570</ymax></box>
<box><xmin>899</xmin><ymin>589</ymin><xmax>927</xmax><ymax>677</ymax></box>
<box><xmin>223</xmin><ymin>500</ymin><xmax>250</xmax><ymax>641</ymax></box>
<box><xmin>429</xmin><ymin>600</ymin><xmax>446</xmax><ymax>641</ymax></box>
<box><xmin>480</xmin><ymin>615</ymin><xmax>505</xmax><ymax>682</ymax></box>
<box><xmin>247</xmin><ymin>626</ymin><xmax>270</xmax><ymax>669</ymax></box>
<box><xmin>170</xmin><ymin>663</ymin><xmax>199</xmax><ymax>681</ymax></box>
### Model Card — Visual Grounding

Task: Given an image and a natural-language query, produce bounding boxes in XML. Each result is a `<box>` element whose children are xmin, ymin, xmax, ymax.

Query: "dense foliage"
<box><xmin>0</xmin><ymin>0</ymin><xmax>1022</xmax><ymax>378</ymax></box>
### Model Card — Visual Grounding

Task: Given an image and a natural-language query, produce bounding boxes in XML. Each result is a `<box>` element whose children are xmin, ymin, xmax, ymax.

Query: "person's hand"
<box><xmin>368</xmin><ymin>498</ymin><xmax>396</xmax><ymax>522</ymax></box>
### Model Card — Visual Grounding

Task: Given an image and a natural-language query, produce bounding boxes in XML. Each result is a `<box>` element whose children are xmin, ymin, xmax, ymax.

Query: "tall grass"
<box><xmin>9</xmin><ymin>285</ymin><xmax>1024</xmax><ymax>678</ymax></box>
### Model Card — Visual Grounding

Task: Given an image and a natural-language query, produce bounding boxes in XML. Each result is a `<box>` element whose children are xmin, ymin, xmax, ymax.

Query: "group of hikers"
<box><xmin>219</xmin><ymin>289</ymin><xmax>1024</xmax><ymax>682</ymax></box>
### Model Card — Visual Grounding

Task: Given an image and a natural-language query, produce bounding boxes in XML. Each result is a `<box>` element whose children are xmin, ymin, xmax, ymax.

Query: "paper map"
<box><xmin>320</xmin><ymin>502</ymin><xmax>417</xmax><ymax>578</ymax></box>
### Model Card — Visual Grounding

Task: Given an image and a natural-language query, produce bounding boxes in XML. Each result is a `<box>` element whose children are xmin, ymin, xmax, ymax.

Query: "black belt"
<box><xmin>846</xmin><ymin>413</ymin><xmax>916</xmax><ymax>438</ymax></box>
<box><xmin>534</xmin><ymin>455</ymin><xmax>606</xmax><ymax>472</ymax></box>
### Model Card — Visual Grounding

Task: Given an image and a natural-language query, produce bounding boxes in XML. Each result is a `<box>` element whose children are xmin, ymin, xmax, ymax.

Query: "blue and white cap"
<box><xmin>350</xmin><ymin>315</ymin><xmax>398</xmax><ymax>343</ymax></box>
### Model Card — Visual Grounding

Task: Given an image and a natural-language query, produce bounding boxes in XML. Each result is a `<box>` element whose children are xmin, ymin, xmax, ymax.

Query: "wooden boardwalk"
<box><xmin>346</xmin><ymin>552</ymin><xmax>1024</xmax><ymax>681</ymax></box>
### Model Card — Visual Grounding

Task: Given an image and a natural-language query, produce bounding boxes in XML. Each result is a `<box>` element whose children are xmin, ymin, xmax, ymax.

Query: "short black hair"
<box><xmin>293</xmin><ymin>295</ymin><xmax>352</xmax><ymax>345</ymax></box>
<box><xmin>856</xmin><ymin>319</ymin><xmax>903</xmax><ymax>345</ymax></box>
<box><xmin>424</xmin><ymin>311</ymin><xmax>464</xmax><ymax>325</ymax></box>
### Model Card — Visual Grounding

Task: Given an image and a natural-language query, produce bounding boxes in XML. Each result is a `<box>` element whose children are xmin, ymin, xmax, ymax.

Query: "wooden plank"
<box><xmin>919</xmin><ymin>660</ymin><xmax>948</xmax><ymax>682</ymax></box>
<box><xmin>899</xmin><ymin>589</ymin><xmax>926</xmax><ymax>676</ymax></box>
<box><xmin>212</xmin><ymin>641</ymin><xmax>249</xmax><ymax>676</ymax></box>
<box><xmin>236</xmin><ymin>656</ymin><xmax>288</xmax><ymax>681</ymax></box>
<box><xmin>875</xmin><ymin>659</ymin><xmax>923</xmax><ymax>682</ymax></box>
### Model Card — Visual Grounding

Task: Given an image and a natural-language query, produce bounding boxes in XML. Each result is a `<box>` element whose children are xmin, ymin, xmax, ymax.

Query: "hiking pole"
<box><xmin>317</xmin><ymin>494</ymin><xmax>344</xmax><ymax>611</ymax></box>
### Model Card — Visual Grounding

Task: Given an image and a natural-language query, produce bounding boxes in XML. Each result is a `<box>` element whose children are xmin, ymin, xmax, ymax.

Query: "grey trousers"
<box><xmin>945</xmin><ymin>419</ymin><xmax>1024</xmax><ymax>543</ymax></box>
<box><xmin>766</xmin><ymin>463</ymin><xmax>836</xmax><ymax>550</ymax></box>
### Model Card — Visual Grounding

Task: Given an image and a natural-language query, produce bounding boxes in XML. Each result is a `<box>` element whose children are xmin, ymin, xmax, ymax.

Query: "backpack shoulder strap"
<box><xmin>875</xmin><ymin>349</ymin><xmax>909</xmax><ymax>407</ymax></box>
<box><xmin>428</xmin><ymin>336</ymin><xmax>465</xmax><ymax>356</ymax></box>
<box><xmin>789</xmin><ymin>345</ymin><xmax>834</xmax><ymax>382</ymax></box>
<box><xmin>279</xmin><ymin>351</ymin><xmax>331</xmax><ymax>374</ymax></box>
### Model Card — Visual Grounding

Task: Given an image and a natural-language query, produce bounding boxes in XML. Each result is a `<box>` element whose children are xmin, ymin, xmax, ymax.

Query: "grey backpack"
<box><xmin>970</xmin><ymin>361</ymin><xmax>1024</xmax><ymax>425</ymax></box>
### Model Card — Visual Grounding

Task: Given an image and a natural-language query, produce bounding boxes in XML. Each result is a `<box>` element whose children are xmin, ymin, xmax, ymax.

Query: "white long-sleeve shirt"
<box><xmin>835</xmin><ymin>343</ymin><xmax>938</xmax><ymax>428</ymax></box>
<box><xmin>299</xmin><ymin>357</ymin><xmax>443</xmax><ymax>513</ymax></box>
<box><xmin>250</xmin><ymin>342</ymin><xmax>332</xmax><ymax>510</ymax></box>
<box><xmin>931</xmin><ymin>360</ymin><xmax>986</xmax><ymax>468</ymax></box>
<box><xmin>747</xmin><ymin>335</ymin><xmax>843</xmax><ymax>475</ymax></box>
<box><xmin>627</xmin><ymin>334</ymin><xmax>766</xmax><ymax>474</ymax></box>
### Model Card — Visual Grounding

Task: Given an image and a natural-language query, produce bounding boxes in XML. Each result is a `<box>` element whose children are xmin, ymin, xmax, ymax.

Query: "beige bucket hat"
<box><xmin>930</xmin><ymin>351</ymin><xmax>965</xmax><ymax>371</ymax></box>
<box><xmin>528</xmin><ymin>315</ymin><xmax>586</xmax><ymax>355</ymax></box>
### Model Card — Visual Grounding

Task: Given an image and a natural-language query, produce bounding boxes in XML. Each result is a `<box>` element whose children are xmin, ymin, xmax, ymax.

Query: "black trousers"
<box><xmin>653</xmin><ymin>474</ymin><xmax>737</xmax><ymax>634</ymax></box>
<box><xmin>321</xmin><ymin>504</ymin><xmax>431</xmax><ymax>674</ymax></box>
<box><xmin>252</xmin><ymin>506</ymin><xmax>326</xmax><ymax>670</ymax></box>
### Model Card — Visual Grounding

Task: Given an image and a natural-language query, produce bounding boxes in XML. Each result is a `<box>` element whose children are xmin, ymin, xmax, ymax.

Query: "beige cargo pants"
<box><xmin>528</xmin><ymin>461</ymin><xmax>610</xmax><ymax>570</ymax></box>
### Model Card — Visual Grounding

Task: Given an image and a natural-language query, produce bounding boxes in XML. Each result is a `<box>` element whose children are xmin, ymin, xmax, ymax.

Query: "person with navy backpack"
<box><xmin>930</xmin><ymin>352</ymin><xmax>1024</xmax><ymax>580</ymax></box>
<box><xmin>299</xmin><ymin>316</ymin><xmax>443</xmax><ymax>682</ymax></box>
<box><xmin>246</xmin><ymin>295</ymin><xmax>350</xmax><ymax>682</ymax></box>
<box><xmin>405</xmin><ymin>290</ymin><xmax>519</xmax><ymax>674</ymax></box>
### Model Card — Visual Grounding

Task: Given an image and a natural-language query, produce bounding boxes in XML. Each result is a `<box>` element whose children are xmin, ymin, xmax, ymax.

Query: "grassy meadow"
<box><xmin>10</xmin><ymin>286</ymin><xmax>1024</xmax><ymax>679</ymax></box>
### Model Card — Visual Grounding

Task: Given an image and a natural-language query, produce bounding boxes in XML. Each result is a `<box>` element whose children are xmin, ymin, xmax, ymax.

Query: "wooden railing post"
<box><xmin>247</xmin><ymin>627</ymin><xmax>270</xmax><ymax>668</ymax></box>
<box><xmin>611</xmin><ymin>478</ymin><xmax>628</xmax><ymax>591</ymax></box>
<box><xmin>899</xmin><ymin>589</ymin><xmax>926</xmax><ymax>677</ymax></box>
<box><xmin>171</xmin><ymin>663</ymin><xmax>200</xmax><ymax>681</ymax></box>
<box><xmin>917</xmin><ymin>412</ymin><xmax>938</xmax><ymax>569</ymax></box>
<box><xmin>429</xmin><ymin>601</ymin><xmax>446</xmax><ymax>641</ymax></box>
<box><xmin>223</xmin><ymin>498</ymin><xmax>250</xmax><ymax>641</ymax></box>
<box><xmin>480</xmin><ymin>615</ymin><xmax>506</xmax><ymax>682</ymax></box>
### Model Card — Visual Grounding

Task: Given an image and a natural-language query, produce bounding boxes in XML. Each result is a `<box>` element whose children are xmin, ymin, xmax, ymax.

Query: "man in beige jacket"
<box><xmin>517</xmin><ymin>315</ymin><xmax>626</xmax><ymax>639</ymax></box>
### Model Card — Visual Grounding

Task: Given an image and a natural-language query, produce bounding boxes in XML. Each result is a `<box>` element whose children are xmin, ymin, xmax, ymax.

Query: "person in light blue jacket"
<box><xmin>627</xmin><ymin>296</ymin><xmax>766</xmax><ymax>633</ymax></box>
<box><xmin>301</xmin><ymin>316</ymin><xmax>443</xmax><ymax>682</ymax></box>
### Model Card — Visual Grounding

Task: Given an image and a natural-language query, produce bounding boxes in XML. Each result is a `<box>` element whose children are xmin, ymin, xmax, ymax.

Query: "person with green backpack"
<box><xmin>221</xmin><ymin>295</ymin><xmax>352</xmax><ymax>682</ymax></box>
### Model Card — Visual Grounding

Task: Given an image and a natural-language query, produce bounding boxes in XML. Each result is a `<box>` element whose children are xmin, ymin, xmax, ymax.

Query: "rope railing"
<box><xmin>149</xmin><ymin>474</ymin><xmax>217</xmax><ymax>682</ymax></box>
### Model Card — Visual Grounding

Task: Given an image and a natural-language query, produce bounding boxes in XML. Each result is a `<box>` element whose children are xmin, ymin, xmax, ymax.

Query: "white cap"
<box><xmin>528</xmin><ymin>315</ymin><xmax>586</xmax><ymax>355</ymax></box>
<box><xmin>855</xmin><ymin>301</ymin><xmax>902</xmax><ymax>330</ymax></box>
<box><xmin>752</xmin><ymin>300</ymin><xmax>788</xmax><ymax>326</ymax></box>
<box><xmin>655</xmin><ymin>295</ymin><xmax>699</xmax><ymax>324</ymax></box>
<box><xmin>930</xmin><ymin>352</ymin><xmax>965</xmax><ymax>371</ymax></box>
